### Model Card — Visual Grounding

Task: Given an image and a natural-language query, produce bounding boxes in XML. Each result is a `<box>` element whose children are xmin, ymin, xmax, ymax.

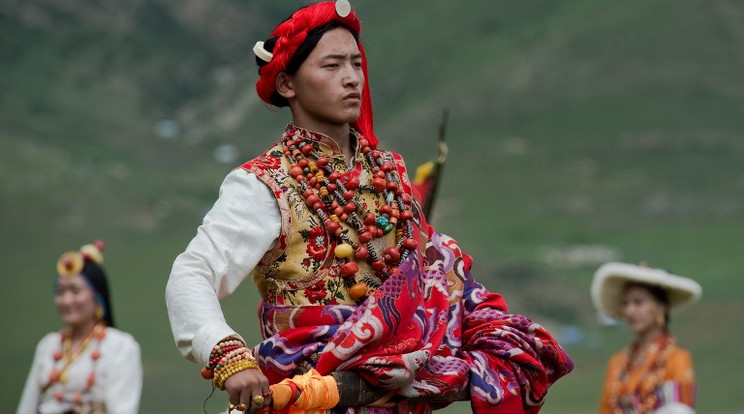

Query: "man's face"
<box><xmin>284</xmin><ymin>27</ymin><xmax>364</xmax><ymax>131</ymax></box>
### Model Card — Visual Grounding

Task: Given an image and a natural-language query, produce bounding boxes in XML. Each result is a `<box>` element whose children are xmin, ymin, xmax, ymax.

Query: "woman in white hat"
<box><xmin>591</xmin><ymin>262</ymin><xmax>701</xmax><ymax>414</ymax></box>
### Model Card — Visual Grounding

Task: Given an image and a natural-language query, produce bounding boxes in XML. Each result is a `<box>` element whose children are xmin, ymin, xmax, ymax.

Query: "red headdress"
<box><xmin>254</xmin><ymin>1</ymin><xmax>377</xmax><ymax>147</ymax></box>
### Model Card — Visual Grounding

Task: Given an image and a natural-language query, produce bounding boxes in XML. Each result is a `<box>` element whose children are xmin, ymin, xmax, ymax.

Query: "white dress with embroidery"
<box><xmin>17</xmin><ymin>327</ymin><xmax>142</xmax><ymax>414</ymax></box>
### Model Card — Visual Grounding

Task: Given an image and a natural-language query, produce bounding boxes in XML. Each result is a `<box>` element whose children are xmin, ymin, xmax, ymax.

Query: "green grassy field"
<box><xmin>2</xmin><ymin>0</ymin><xmax>743</xmax><ymax>412</ymax></box>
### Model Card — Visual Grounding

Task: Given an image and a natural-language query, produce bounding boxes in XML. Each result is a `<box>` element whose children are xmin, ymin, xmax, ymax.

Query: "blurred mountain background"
<box><xmin>2</xmin><ymin>0</ymin><xmax>743</xmax><ymax>412</ymax></box>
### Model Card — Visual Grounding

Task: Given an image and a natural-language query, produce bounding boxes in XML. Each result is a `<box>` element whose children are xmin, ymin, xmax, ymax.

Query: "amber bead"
<box><xmin>335</xmin><ymin>244</ymin><xmax>353</xmax><ymax>258</ymax></box>
<box><xmin>349</xmin><ymin>282</ymin><xmax>368</xmax><ymax>299</ymax></box>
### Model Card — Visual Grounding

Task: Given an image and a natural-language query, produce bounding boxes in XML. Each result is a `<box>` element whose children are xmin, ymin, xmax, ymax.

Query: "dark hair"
<box><xmin>81</xmin><ymin>261</ymin><xmax>116</xmax><ymax>328</ymax></box>
<box><xmin>256</xmin><ymin>20</ymin><xmax>360</xmax><ymax>107</ymax></box>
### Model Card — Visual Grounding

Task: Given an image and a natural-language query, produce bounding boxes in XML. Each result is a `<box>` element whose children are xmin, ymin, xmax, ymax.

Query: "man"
<box><xmin>166</xmin><ymin>2</ymin><xmax>573</xmax><ymax>413</ymax></box>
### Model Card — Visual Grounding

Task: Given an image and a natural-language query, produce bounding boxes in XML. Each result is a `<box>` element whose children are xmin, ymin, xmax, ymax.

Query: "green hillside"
<box><xmin>2</xmin><ymin>0</ymin><xmax>743</xmax><ymax>413</ymax></box>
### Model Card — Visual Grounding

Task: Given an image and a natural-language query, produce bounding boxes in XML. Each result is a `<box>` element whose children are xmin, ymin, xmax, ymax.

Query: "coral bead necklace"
<box><xmin>282</xmin><ymin>129</ymin><xmax>419</xmax><ymax>298</ymax></box>
<box><xmin>609</xmin><ymin>334</ymin><xmax>674</xmax><ymax>413</ymax></box>
<box><xmin>45</xmin><ymin>322</ymin><xmax>105</xmax><ymax>405</ymax></box>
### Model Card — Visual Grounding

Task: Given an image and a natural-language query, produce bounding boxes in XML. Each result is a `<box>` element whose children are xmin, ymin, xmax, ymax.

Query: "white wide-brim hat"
<box><xmin>591</xmin><ymin>262</ymin><xmax>702</xmax><ymax>320</ymax></box>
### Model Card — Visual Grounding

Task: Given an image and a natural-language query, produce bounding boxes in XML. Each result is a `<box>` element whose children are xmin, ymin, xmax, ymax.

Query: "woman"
<box><xmin>591</xmin><ymin>262</ymin><xmax>702</xmax><ymax>414</ymax></box>
<box><xmin>17</xmin><ymin>241</ymin><xmax>142</xmax><ymax>414</ymax></box>
<box><xmin>166</xmin><ymin>1</ymin><xmax>573</xmax><ymax>413</ymax></box>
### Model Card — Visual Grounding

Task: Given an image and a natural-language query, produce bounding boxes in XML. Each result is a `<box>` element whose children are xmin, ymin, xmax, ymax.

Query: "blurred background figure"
<box><xmin>16</xmin><ymin>241</ymin><xmax>142</xmax><ymax>414</ymax></box>
<box><xmin>591</xmin><ymin>262</ymin><xmax>702</xmax><ymax>414</ymax></box>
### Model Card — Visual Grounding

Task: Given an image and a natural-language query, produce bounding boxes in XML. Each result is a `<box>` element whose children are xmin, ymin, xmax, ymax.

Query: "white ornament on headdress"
<box><xmin>335</xmin><ymin>0</ymin><xmax>351</xmax><ymax>17</ymax></box>
<box><xmin>253</xmin><ymin>41</ymin><xmax>274</xmax><ymax>63</ymax></box>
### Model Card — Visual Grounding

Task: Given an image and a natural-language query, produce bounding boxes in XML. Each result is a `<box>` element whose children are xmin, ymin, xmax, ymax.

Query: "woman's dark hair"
<box><xmin>82</xmin><ymin>261</ymin><xmax>115</xmax><ymax>328</ymax></box>
<box><xmin>257</xmin><ymin>20</ymin><xmax>360</xmax><ymax>107</ymax></box>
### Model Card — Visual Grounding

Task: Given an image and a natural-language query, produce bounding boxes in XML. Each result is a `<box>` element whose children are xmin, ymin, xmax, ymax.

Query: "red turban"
<box><xmin>255</xmin><ymin>1</ymin><xmax>377</xmax><ymax>147</ymax></box>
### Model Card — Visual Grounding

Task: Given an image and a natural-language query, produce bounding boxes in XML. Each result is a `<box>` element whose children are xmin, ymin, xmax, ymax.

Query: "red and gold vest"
<box><xmin>242</xmin><ymin>125</ymin><xmax>419</xmax><ymax>306</ymax></box>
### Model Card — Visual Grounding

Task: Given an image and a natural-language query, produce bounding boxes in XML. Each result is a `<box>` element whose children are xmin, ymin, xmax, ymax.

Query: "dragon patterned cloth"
<box><xmin>255</xmin><ymin>230</ymin><xmax>574</xmax><ymax>414</ymax></box>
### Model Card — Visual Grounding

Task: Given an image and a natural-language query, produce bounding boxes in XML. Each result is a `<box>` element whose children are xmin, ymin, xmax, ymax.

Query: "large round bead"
<box><xmin>349</xmin><ymin>282</ymin><xmax>368</xmax><ymax>300</ymax></box>
<box><xmin>346</xmin><ymin>177</ymin><xmax>360</xmax><ymax>190</ymax></box>
<box><xmin>359</xmin><ymin>232</ymin><xmax>373</xmax><ymax>243</ymax></box>
<box><xmin>403</xmin><ymin>238</ymin><xmax>419</xmax><ymax>250</ymax></box>
<box><xmin>340</xmin><ymin>262</ymin><xmax>358</xmax><ymax>278</ymax></box>
<box><xmin>384</xmin><ymin>247</ymin><xmax>401</xmax><ymax>264</ymax></box>
<box><xmin>354</xmin><ymin>245</ymin><xmax>369</xmax><ymax>260</ymax></box>
<box><xmin>335</xmin><ymin>244</ymin><xmax>353</xmax><ymax>258</ymax></box>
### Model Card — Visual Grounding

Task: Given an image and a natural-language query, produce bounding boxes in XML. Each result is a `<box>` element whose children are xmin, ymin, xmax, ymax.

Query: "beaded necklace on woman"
<box><xmin>44</xmin><ymin>321</ymin><xmax>106</xmax><ymax>406</ymax></box>
<box><xmin>609</xmin><ymin>333</ymin><xmax>675</xmax><ymax>414</ymax></box>
<box><xmin>281</xmin><ymin>129</ymin><xmax>419</xmax><ymax>300</ymax></box>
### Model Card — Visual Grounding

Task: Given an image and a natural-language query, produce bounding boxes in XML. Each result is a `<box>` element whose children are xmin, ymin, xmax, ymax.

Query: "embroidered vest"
<box><xmin>242</xmin><ymin>126</ymin><xmax>419</xmax><ymax>306</ymax></box>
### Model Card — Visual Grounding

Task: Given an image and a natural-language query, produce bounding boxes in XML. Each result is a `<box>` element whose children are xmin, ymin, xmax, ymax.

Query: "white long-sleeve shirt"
<box><xmin>17</xmin><ymin>328</ymin><xmax>142</xmax><ymax>414</ymax></box>
<box><xmin>165</xmin><ymin>168</ymin><xmax>281</xmax><ymax>366</ymax></box>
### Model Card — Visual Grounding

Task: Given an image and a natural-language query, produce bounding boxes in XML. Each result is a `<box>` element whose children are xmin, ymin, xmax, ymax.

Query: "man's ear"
<box><xmin>276</xmin><ymin>73</ymin><xmax>296</xmax><ymax>99</ymax></box>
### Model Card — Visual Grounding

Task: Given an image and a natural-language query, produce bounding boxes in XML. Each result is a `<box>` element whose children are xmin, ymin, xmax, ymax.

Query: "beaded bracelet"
<box><xmin>213</xmin><ymin>358</ymin><xmax>260</xmax><ymax>390</ymax></box>
<box><xmin>201</xmin><ymin>338</ymin><xmax>254</xmax><ymax>380</ymax></box>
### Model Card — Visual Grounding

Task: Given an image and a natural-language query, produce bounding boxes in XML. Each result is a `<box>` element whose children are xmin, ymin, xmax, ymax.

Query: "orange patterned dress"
<box><xmin>599</xmin><ymin>334</ymin><xmax>696</xmax><ymax>414</ymax></box>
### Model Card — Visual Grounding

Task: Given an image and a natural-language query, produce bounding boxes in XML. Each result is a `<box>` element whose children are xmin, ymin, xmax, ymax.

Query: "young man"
<box><xmin>166</xmin><ymin>2</ymin><xmax>573</xmax><ymax>413</ymax></box>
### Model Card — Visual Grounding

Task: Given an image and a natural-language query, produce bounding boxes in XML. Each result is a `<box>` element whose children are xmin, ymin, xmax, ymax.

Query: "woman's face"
<box><xmin>622</xmin><ymin>285</ymin><xmax>666</xmax><ymax>336</ymax></box>
<box><xmin>55</xmin><ymin>274</ymin><xmax>98</xmax><ymax>329</ymax></box>
<box><xmin>280</xmin><ymin>27</ymin><xmax>364</xmax><ymax>132</ymax></box>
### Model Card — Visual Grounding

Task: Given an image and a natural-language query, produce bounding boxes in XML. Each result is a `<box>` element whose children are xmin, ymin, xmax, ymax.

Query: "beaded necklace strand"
<box><xmin>282</xmin><ymin>130</ymin><xmax>419</xmax><ymax>298</ymax></box>
<box><xmin>45</xmin><ymin>322</ymin><xmax>105</xmax><ymax>406</ymax></box>
<box><xmin>610</xmin><ymin>334</ymin><xmax>675</xmax><ymax>414</ymax></box>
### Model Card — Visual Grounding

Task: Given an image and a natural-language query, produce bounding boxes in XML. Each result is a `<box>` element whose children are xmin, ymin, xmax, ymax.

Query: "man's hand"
<box><xmin>224</xmin><ymin>368</ymin><xmax>272</xmax><ymax>414</ymax></box>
